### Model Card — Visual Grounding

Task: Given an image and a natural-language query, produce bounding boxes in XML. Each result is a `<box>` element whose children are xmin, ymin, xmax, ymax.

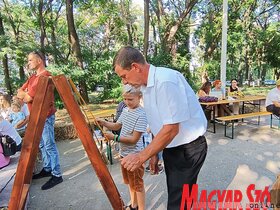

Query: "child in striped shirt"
<box><xmin>98</xmin><ymin>85</ymin><xmax>147</xmax><ymax>210</ymax></box>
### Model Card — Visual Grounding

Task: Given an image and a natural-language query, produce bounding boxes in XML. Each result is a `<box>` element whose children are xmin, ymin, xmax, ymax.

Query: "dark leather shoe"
<box><xmin>41</xmin><ymin>175</ymin><xmax>63</xmax><ymax>190</ymax></box>
<box><xmin>32</xmin><ymin>169</ymin><xmax>52</xmax><ymax>179</ymax></box>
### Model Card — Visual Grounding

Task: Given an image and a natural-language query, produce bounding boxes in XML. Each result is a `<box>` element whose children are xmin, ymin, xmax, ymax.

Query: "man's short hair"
<box><xmin>113</xmin><ymin>46</ymin><xmax>145</xmax><ymax>70</ymax></box>
<box><xmin>30</xmin><ymin>51</ymin><xmax>47</xmax><ymax>67</ymax></box>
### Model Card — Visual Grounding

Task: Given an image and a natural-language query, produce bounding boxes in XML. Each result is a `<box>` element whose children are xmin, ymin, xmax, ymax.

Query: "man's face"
<box><xmin>115</xmin><ymin>64</ymin><xmax>142</xmax><ymax>88</ymax></box>
<box><xmin>27</xmin><ymin>54</ymin><xmax>41</xmax><ymax>71</ymax></box>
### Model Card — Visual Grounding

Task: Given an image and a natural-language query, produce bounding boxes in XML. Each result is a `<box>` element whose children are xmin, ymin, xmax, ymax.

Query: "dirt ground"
<box><xmin>27</xmin><ymin>115</ymin><xmax>280</xmax><ymax>210</ymax></box>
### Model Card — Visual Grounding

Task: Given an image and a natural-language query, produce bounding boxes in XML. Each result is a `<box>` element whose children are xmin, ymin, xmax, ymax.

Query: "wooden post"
<box><xmin>52</xmin><ymin>75</ymin><xmax>124</xmax><ymax>210</ymax></box>
<box><xmin>9</xmin><ymin>76</ymin><xmax>54</xmax><ymax>210</ymax></box>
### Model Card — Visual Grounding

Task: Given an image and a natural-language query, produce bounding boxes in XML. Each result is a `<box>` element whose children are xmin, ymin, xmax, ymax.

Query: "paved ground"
<box><xmin>10</xmin><ymin>117</ymin><xmax>280</xmax><ymax>209</ymax></box>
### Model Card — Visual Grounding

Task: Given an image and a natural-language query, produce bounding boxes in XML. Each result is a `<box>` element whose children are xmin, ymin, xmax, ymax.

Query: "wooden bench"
<box><xmin>216</xmin><ymin>111</ymin><xmax>272</xmax><ymax>139</ymax></box>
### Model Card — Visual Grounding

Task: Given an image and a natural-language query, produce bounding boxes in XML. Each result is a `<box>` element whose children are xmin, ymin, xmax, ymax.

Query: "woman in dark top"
<box><xmin>227</xmin><ymin>79</ymin><xmax>240</xmax><ymax>115</ymax></box>
<box><xmin>228</xmin><ymin>79</ymin><xmax>239</xmax><ymax>92</ymax></box>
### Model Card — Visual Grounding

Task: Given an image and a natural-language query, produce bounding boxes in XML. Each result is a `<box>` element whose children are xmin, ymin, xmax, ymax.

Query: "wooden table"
<box><xmin>200</xmin><ymin>95</ymin><xmax>266</xmax><ymax>133</ymax></box>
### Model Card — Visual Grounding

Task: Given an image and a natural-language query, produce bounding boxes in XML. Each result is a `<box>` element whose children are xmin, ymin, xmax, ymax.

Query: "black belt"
<box><xmin>166</xmin><ymin>135</ymin><xmax>206</xmax><ymax>151</ymax></box>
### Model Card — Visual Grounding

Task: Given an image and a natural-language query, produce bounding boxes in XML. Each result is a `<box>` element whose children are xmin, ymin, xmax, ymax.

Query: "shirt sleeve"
<box><xmin>21</xmin><ymin>80</ymin><xmax>29</xmax><ymax>90</ymax></box>
<box><xmin>117</xmin><ymin>109</ymin><xmax>125</xmax><ymax>125</ymax></box>
<box><xmin>134</xmin><ymin>114</ymin><xmax>147</xmax><ymax>133</ymax></box>
<box><xmin>19</xmin><ymin>112</ymin><xmax>25</xmax><ymax>120</ymax></box>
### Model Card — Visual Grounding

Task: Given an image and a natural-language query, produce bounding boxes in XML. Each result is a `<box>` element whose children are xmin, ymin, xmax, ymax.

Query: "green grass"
<box><xmin>241</xmin><ymin>86</ymin><xmax>273</xmax><ymax>95</ymax></box>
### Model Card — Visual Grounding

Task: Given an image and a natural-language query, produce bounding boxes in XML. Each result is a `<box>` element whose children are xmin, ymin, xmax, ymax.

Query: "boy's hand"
<box><xmin>17</xmin><ymin>89</ymin><xmax>25</xmax><ymax>99</ymax></box>
<box><xmin>96</xmin><ymin>118</ymin><xmax>105</xmax><ymax>126</ymax></box>
<box><xmin>103</xmin><ymin>132</ymin><xmax>114</xmax><ymax>141</ymax></box>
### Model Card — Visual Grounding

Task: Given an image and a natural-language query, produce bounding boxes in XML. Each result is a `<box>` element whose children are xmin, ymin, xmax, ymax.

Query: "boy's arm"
<box><xmin>15</xmin><ymin>115</ymin><xmax>29</xmax><ymax>129</ymax></box>
<box><xmin>14</xmin><ymin>119</ymin><xmax>25</xmax><ymax>128</ymax></box>
<box><xmin>116</xmin><ymin>130</ymin><xmax>142</xmax><ymax>145</ymax></box>
<box><xmin>97</xmin><ymin>118</ymin><xmax>122</xmax><ymax>131</ymax></box>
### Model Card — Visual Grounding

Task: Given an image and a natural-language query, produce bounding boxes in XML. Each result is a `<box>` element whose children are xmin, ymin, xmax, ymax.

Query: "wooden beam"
<box><xmin>9</xmin><ymin>77</ymin><xmax>53</xmax><ymax>210</ymax></box>
<box><xmin>52</xmin><ymin>75</ymin><xmax>124</xmax><ymax>210</ymax></box>
<box><xmin>19</xmin><ymin>184</ymin><xmax>30</xmax><ymax>209</ymax></box>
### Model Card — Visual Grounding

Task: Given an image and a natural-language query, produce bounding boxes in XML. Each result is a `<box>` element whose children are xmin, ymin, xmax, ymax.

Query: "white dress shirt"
<box><xmin>266</xmin><ymin>87</ymin><xmax>280</xmax><ymax>107</ymax></box>
<box><xmin>141</xmin><ymin>65</ymin><xmax>207</xmax><ymax>148</ymax></box>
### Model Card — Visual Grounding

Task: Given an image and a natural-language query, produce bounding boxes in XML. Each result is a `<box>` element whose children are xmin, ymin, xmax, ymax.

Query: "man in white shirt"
<box><xmin>266</xmin><ymin>79</ymin><xmax>280</xmax><ymax>117</ymax></box>
<box><xmin>113</xmin><ymin>46</ymin><xmax>208</xmax><ymax>209</ymax></box>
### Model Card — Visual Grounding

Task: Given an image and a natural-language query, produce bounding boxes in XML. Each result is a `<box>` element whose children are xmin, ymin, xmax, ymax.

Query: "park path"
<box><xmin>27</xmin><ymin>116</ymin><xmax>280</xmax><ymax>210</ymax></box>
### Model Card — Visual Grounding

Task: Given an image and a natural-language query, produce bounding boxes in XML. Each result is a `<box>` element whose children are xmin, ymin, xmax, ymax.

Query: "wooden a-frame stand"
<box><xmin>8</xmin><ymin>75</ymin><xmax>124</xmax><ymax>210</ymax></box>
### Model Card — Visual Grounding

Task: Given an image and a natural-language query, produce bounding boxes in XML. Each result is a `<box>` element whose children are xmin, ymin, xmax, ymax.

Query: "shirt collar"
<box><xmin>141</xmin><ymin>64</ymin><xmax>156</xmax><ymax>92</ymax></box>
<box><xmin>146</xmin><ymin>64</ymin><xmax>156</xmax><ymax>88</ymax></box>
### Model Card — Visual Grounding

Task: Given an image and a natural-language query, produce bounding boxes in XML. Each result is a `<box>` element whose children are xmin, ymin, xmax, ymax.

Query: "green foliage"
<box><xmin>148</xmin><ymin>52</ymin><xmax>173</xmax><ymax>68</ymax></box>
<box><xmin>1</xmin><ymin>0</ymin><xmax>279</xmax><ymax>105</ymax></box>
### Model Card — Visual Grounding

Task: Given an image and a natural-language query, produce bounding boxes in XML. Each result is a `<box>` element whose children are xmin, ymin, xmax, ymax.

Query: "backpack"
<box><xmin>0</xmin><ymin>135</ymin><xmax>17</xmax><ymax>157</ymax></box>
<box><xmin>199</xmin><ymin>96</ymin><xmax>218</xmax><ymax>103</ymax></box>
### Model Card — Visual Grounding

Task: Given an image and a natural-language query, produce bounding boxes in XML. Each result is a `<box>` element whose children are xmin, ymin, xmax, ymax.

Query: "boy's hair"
<box><xmin>11</xmin><ymin>101</ymin><xmax>21</xmax><ymax>109</ymax></box>
<box><xmin>122</xmin><ymin>84</ymin><xmax>142</xmax><ymax>96</ymax></box>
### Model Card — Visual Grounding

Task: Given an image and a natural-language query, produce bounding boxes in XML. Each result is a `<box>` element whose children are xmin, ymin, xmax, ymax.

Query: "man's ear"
<box><xmin>131</xmin><ymin>63</ymin><xmax>142</xmax><ymax>73</ymax></box>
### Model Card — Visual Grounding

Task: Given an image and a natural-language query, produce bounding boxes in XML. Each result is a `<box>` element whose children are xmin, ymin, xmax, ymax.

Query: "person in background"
<box><xmin>198</xmin><ymin>81</ymin><xmax>214</xmax><ymax>120</ymax></box>
<box><xmin>227</xmin><ymin>79</ymin><xmax>240</xmax><ymax>115</ymax></box>
<box><xmin>211</xmin><ymin>80</ymin><xmax>232</xmax><ymax>117</ymax></box>
<box><xmin>9</xmin><ymin>101</ymin><xmax>26</xmax><ymax>132</ymax></box>
<box><xmin>0</xmin><ymin>116</ymin><xmax>22</xmax><ymax>152</ymax></box>
<box><xmin>113</xmin><ymin>46</ymin><xmax>208</xmax><ymax>209</ymax></box>
<box><xmin>143</xmin><ymin>126</ymin><xmax>164</xmax><ymax>175</ymax></box>
<box><xmin>198</xmin><ymin>81</ymin><xmax>212</xmax><ymax>97</ymax></box>
<box><xmin>12</xmin><ymin>96</ymin><xmax>30</xmax><ymax>134</ymax></box>
<box><xmin>266</xmin><ymin>79</ymin><xmax>280</xmax><ymax>117</ymax></box>
<box><xmin>113</xmin><ymin>100</ymin><xmax>127</xmax><ymax>136</ymax></box>
<box><xmin>0</xmin><ymin>94</ymin><xmax>12</xmax><ymax>120</ymax></box>
<box><xmin>98</xmin><ymin>85</ymin><xmax>147</xmax><ymax>210</ymax></box>
<box><xmin>17</xmin><ymin>51</ymin><xmax>63</xmax><ymax>190</ymax></box>
<box><xmin>0</xmin><ymin>143</ymin><xmax>10</xmax><ymax>169</ymax></box>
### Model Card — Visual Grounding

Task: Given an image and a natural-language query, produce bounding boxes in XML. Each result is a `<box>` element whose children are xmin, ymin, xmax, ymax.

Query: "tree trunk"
<box><xmin>66</xmin><ymin>0</ymin><xmax>88</xmax><ymax>102</ymax></box>
<box><xmin>161</xmin><ymin>0</ymin><xmax>198</xmax><ymax>52</ymax></box>
<box><xmin>152</xmin><ymin>22</ymin><xmax>158</xmax><ymax>56</ymax></box>
<box><xmin>126</xmin><ymin>23</ymin><xmax>133</xmax><ymax>46</ymax></box>
<box><xmin>244</xmin><ymin>46</ymin><xmax>249</xmax><ymax>83</ymax></box>
<box><xmin>38</xmin><ymin>0</ymin><xmax>47</xmax><ymax>51</ymax></box>
<box><xmin>0</xmin><ymin>14</ymin><xmax>13</xmax><ymax>95</ymax></box>
<box><xmin>2</xmin><ymin>55</ymin><xmax>13</xmax><ymax>95</ymax></box>
<box><xmin>274</xmin><ymin>69</ymin><xmax>280</xmax><ymax>80</ymax></box>
<box><xmin>19</xmin><ymin>66</ymin><xmax>25</xmax><ymax>81</ymax></box>
<box><xmin>143</xmin><ymin>0</ymin><xmax>150</xmax><ymax>58</ymax></box>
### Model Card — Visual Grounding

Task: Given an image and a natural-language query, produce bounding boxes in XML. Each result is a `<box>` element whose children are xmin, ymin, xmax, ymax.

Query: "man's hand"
<box><xmin>121</xmin><ymin>153</ymin><xmax>143</xmax><ymax>172</ymax></box>
<box><xmin>17</xmin><ymin>89</ymin><xmax>26</xmax><ymax>99</ymax></box>
<box><xmin>17</xmin><ymin>89</ymin><xmax>33</xmax><ymax>103</ymax></box>
<box><xmin>149</xmin><ymin>155</ymin><xmax>159</xmax><ymax>174</ymax></box>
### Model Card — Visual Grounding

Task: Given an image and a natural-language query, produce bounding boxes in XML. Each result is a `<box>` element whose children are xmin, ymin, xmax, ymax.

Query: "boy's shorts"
<box><xmin>121</xmin><ymin>164</ymin><xmax>144</xmax><ymax>192</ymax></box>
